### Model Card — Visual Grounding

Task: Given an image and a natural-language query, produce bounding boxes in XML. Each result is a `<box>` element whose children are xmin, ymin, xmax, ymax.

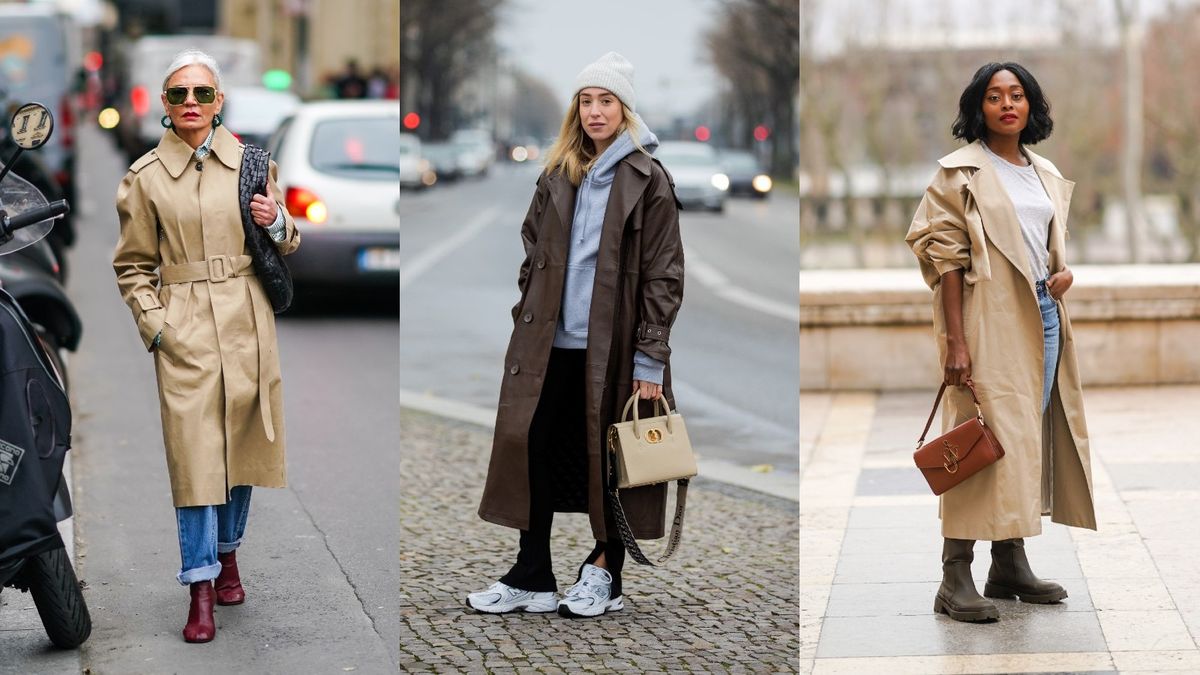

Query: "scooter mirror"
<box><xmin>9</xmin><ymin>103</ymin><xmax>54</xmax><ymax>151</ymax></box>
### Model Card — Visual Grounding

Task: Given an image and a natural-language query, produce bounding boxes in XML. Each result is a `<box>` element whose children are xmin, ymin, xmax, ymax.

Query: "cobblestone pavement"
<box><xmin>802</xmin><ymin>386</ymin><xmax>1200</xmax><ymax>674</ymax></box>
<box><xmin>400</xmin><ymin>410</ymin><xmax>800</xmax><ymax>673</ymax></box>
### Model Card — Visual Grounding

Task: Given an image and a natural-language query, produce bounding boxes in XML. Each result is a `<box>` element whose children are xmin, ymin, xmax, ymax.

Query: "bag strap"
<box><xmin>916</xmin><ymin>379</ymin><xmax>985</xmax><ymax>449</ymax></box>
<box><xmin>607</xmin><ymin>480</ymin><xmax>688</xmax><ymax>566</ymax></box>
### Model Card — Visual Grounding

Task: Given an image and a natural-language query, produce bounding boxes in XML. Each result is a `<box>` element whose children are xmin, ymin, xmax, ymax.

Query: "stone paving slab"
<box><xmin>801</xmin><ymin>386</ymin><xmax>1200</xmax><ymax>673</ymax></box>
<box><xmin>400</xmin><ymin>410</ymin><xmax>800</xmax><ymax>673</ymax></box>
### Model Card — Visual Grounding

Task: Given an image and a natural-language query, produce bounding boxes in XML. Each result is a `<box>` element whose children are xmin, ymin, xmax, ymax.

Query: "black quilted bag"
<box><xmin>238</xmin><ymin>144</ymin><xmax>294</xmax><ymax>313</ymax></box>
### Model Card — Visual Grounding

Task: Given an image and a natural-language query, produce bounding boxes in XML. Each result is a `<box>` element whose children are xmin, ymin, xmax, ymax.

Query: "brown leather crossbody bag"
<box><xmin>913</xmin><ymin>380</ymin><xmax>1005</xmax><ymax>495</ymax></box>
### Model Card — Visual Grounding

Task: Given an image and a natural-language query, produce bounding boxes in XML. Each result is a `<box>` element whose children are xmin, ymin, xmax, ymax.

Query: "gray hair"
<box><xmin>162</xmin><ymin>49</ymin><xmax>222</xmax><ymax>91</ymax></box>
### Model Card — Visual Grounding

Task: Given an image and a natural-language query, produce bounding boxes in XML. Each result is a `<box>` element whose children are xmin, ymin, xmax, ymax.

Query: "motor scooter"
<box><xmin>0</xmin><ymin>101</ymin><xmax>90</xmax><ymax>649</ymax></box>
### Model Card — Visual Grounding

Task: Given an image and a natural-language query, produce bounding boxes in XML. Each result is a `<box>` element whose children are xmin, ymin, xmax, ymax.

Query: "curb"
<box><xmin>399</xmin><ymin>389</ymin><xmax>798</xmax><ymax>503</ymax></box>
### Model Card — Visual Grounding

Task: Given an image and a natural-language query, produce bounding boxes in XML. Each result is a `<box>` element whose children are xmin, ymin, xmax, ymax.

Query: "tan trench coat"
<box><xmin>478</xmin><ymin>152</ymin><xmax>685</xmax><ymax>541</ymax></box>
<box><xmin>113</xmin><ymin>126</ymin><xmax>300</xmax><ymax>507</ymax></box>
<box><xmin>905</xmin><ymin>140</ymin><xmax>1096</xmax><ymax>540</ymax></box>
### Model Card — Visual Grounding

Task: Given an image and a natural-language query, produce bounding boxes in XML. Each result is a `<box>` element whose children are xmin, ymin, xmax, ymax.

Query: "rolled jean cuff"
<box><xmin>177</xmin><ymin>561</ymin><xmax>221</xmax><ymax>586</ymax></box>
<box><xmin>216</xmin><ymin>537</ymin><xmax>243</xmax><ymax>554</ymax></box>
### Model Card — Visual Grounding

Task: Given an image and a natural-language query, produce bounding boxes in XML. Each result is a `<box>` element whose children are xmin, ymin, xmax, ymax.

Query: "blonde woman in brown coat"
<box><xmin>470</xmin><ymin>52</ymin><xmax>684</xmax><ymax>618</ymax></box>
<box><xmin>906</xmin><ymin>62</ymin><xmax>1095</xmax><ymax>623</ymax></box>
<box><xmin>113</xmin><ymin>50</ymin><xmax>299</xmax><ymax>642</ymax></box>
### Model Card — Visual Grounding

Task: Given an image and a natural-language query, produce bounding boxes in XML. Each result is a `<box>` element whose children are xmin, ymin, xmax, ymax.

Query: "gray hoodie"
<box><xmin>552</xmin><ymin>114</ymin><xmax>665</xmax><ymax>384</ymax></box>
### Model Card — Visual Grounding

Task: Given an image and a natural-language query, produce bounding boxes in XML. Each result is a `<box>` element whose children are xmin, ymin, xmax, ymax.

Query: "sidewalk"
<box><xmin>801</xmin><ymin>385</ymin><xmax>1200</xmax><ymax>674</ymax></box>
<box><xmin>399</xmin><ymin>409</ymin><xmax>800</xmax><ymax>673</ymax></box>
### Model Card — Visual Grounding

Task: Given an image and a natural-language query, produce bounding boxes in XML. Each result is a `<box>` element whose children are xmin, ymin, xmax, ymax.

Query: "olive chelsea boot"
<box><xmin>984</xmin><ymin>538</ymin><xmax>1067</xmax><ymax>604</ymax></box>
<box><xmin>934</xmin><ymin>538</ymin><xmax>1000</xmax><ymax>622</ymax></box>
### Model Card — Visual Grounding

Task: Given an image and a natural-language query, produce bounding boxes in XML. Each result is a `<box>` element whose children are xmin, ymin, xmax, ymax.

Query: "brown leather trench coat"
<box><xmin>113</xmin><ymin>126</ymin><xmax>300</xmax><ymax>507</ymax></box>
<box><xmin>478</xmin><ymin>151</ymin><xmax>684</xmax><ymax>541</ymax></box>
<box><xmin>906</xmin><ymin>140</ymin><xmax>1096</xmax><ymax>540</ymax></box>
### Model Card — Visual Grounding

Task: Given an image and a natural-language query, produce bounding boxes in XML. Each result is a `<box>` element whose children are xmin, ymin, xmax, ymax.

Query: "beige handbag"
<box><xmin>607</xmin><ymin>393</ymin><xmax>697</xmax><ymax>566</ymax></box>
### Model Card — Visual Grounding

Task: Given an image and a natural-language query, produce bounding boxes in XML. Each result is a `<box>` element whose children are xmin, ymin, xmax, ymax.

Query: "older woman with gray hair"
<box><xmin>112</xmin><ymin>49</ymin><xmax>300</xmax><ymax>643</ymax></box>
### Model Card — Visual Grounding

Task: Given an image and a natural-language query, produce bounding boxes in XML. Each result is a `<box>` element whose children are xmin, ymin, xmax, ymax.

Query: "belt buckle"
<box><xmin>207</xmin><ymin>254</ymin><xmax>232</xmax><ymax>282</ymax></box>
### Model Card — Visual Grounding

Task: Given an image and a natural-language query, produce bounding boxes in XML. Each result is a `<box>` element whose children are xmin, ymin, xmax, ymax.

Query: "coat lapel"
<box><xmin>545</xmin><ymin>171</ymin><xmax>577</xmax><ymax>240</ymax></box>
<box><xmin>155</xmin><ymin>129</ymin><xmax>195</xmax><ymax>178</ymax></box>
<box><xmin>1028</xmin><ymin>150</ymin><xmax>1075</xmax><ymax>274</ymax></box>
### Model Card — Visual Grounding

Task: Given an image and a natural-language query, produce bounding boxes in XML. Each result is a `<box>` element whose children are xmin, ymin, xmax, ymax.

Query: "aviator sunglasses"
<box><xmin>164</xmin><ymin>85</ymin><xmax>217</xmax><ymax>105</ymax></box>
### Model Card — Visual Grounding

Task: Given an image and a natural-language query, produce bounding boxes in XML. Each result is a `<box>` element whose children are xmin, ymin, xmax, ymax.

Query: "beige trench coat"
<box><xmin>905</xmin><ymin>140</ymin><xmax>1096</xmax><ymax>540</ymax></box>
<box><xmin>113</xmin><ymin>126</ymin><xmax>300</xmax><ymax>507</ymax></box>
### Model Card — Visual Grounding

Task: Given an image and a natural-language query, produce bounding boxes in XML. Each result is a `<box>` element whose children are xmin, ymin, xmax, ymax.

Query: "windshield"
<box><xmin>722</xmin><ymin>153</ymin><xmax>760</xmax><ymax>172</ymax></box>
<box><xmin>0</xmin><ymin>160</ymin><xmax>53</xmax><ymax>253</ymax></box>
<box><xmin>311</xmin><ymin>117</ymin><xmax>401</xmax><ymax>179</ymax></box>
<box><xmin>657</xmin><ymin>145</ymin><xmax>718</xmax><ymax>167</ymax></box>
<box><xmin>224</xmin><ymin>91</ymin><xmax>300</xmax><ymax>134</ymax></box>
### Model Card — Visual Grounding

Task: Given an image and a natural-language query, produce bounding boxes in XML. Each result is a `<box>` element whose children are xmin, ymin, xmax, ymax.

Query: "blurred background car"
<box><xmin>718</xmin><ymin>149</ymin><xmax>772</xmax><ymax>199</ymax></box>
<box><xmin>268</xmin><ymin>100</ymin><xmax>400</xmax><ymax>289</ymax></box>
<box><xmin>0</xmin><ymin>4</ymin><xmax>82</xmax><ymax>268</ymax></box>
<box><xmin>221</xmin><ymin>86</ymin><xmax>301</xmax><ymax>148</ymax></box>
<box><xmin>421</xmin><ymin>141</ymin><xmax>465</xmax><ymax>183</ymax></box>
<box><xmin>450</xmin><ymin>128</ymin><xmax>494</xmax><ymax>178</ymax></box>
<box><xmin>399</xmin><ymin>131</ymin><xmax>430</xmax><ymax>189</ymax></box>
<box><xmin>654</xmin><ymin>140</ymin><xmax>728</xmax><ymax>213</ymax></box>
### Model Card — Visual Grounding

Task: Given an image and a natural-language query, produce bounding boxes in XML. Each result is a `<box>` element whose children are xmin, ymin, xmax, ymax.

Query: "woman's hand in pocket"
<box><xmin>1047</xmin><ymin>267</ymin><xmax>1073</xmax><ymax>300</ymax></box>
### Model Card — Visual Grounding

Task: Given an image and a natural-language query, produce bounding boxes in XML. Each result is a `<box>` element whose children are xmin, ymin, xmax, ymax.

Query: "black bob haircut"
<box><xmin>951</xmin><ymin>62</ymin><xmax>1053</xmax><ymax>145</ymax></box>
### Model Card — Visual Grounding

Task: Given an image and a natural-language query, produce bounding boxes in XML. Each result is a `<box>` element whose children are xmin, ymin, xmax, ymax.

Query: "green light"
<box><xmin>263</xmin><ymin>69</ymin><xmax>292</xmax><ymax>91</ymax></box>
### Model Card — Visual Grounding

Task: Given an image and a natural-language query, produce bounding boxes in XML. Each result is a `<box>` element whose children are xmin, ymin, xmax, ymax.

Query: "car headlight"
<box><xmin>752</xmin><ymin>175</ymin><xmax>773</xmax><ymax>192</ymax></box>
<box><xmin>711</xmin><ymin>173</ymin><xmax>730</xmax><ymax>191</ymax></box>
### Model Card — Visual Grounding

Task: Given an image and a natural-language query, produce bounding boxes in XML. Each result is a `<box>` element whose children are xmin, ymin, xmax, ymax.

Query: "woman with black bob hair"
<box><xmin>906</xmin><ymin>62</ymin><xmax>1096</xmax><ymax>623</ymax></box>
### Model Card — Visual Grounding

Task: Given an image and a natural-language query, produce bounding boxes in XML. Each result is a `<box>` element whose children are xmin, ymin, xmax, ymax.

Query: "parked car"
<box><xmin>451</xmin><ymin>128</ymin><xmax>494</xmax><ymax>178</ymax></box>
<box><xmin>221</xmin><ymin>86</ymin><xmax>300</xmax><ymax>148</ymax></box>
<box><xmin>0</xmin><ymin>5</ymin><xmax>82</xmax><ymax>261</ymax></box>
<box><xmin>267</xmin><ymin>101</ymin><xmax>400</xmax><ymax>289</ymax></box>
<box><xmin>719</xmin><ymin>149</ymin><xmax>772</xmax><ymax>199</ymax></box>
<box><xmin>655</xmin><ymin>141</ymin><xmax>728</xmax><ymax>213</ymax></box>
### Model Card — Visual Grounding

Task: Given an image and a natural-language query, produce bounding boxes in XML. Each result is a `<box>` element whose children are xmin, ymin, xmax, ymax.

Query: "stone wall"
<box><xmin>800</xmin><ymin>265</ymin><xmax>1200</xmax><ymax>390</ymax></box>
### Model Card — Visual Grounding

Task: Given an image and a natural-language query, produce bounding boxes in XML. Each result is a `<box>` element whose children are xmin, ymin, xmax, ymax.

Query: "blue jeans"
<box><xmin>175</xmin><ymin>486</ymin><xmax>252</xmax><ymax>585</ymax></box>
<box><xmin>1036</xmin><ymin>279</ymin><xmax>1060</xmax><ymax>413</ymax></box>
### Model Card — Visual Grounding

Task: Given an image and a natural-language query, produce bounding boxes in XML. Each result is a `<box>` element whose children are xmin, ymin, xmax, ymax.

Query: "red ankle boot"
<box><xmin>183</xmin><ymin>581</ymin><xmax>216</xmax><ymax>643</ymax></box>
<box><xmin>215</xmin><ymin>551</ymin><xmax>245</xmax><ymax>606</ymax></box>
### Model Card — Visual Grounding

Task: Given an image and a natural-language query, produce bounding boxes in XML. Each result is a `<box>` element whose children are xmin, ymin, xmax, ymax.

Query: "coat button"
<box><xmin>510</xmin><ymin>364</ymin><xmax>520</xmax><ymax>375</ymax></box>
<box><xmin>536</xmin><ymin>259</ymin><xmax>545</xmax><ymax>269</ymax></box>
<box><xmin>523</xmin><ymin>313</ymin><xmax>533</xmax><ymax>323</ymax></box>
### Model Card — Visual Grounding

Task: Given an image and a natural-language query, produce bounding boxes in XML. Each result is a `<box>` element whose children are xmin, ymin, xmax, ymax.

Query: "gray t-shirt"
<box><xmin>981</xmin><ymin>142</ymin><xmax>1054</xmax><ymax>281</ymax></box>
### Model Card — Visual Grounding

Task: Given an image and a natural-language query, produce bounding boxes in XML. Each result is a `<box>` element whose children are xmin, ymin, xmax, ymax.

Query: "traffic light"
<box><xmin>403</xmin><ymin>113</ymin><xmax>420</xmax><ymax>130</ymax></box>
<box><xmin>694</xmin><ymin>125</ymin><xmax>710</xmax><ymax>142</ymax></box>
<box><xmin>754</xmin><ymin>125</ymin><xmax>770</xmax><ymax>142</ymax></box>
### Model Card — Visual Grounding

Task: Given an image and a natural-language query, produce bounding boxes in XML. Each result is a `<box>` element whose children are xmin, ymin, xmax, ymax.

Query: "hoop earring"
<box><xmin>212</xmin><ymin>113</ymin><xmax>223</xmax><ymax>128</ymax></box>
<box><xmin>160</xmin><ymin>114</ymin><xmax>173</xmax><ymax>129</ymax></box>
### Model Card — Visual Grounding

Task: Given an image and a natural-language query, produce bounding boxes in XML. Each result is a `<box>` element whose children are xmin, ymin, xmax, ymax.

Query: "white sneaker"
<box><xmin>466</xmin><ymin>581</ymin><xmax>558</xmax><ymax>614</ymax></box>
<box><xmin>558</xmin><ymin>564</ymin><xmax>624</xmax><ymax>618</ymax></box>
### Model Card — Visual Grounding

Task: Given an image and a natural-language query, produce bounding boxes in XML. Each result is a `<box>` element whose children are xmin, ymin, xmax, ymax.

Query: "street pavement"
<box><xmin>399</xmin><ymin>409</ymin><xmax>799</xmax><ymax>673</ymax></box>
<box><xmin>1</xmin><ymin>125</ymin><xmax>398</xmax><ymax>673</ymax></box>
<box><xmin>802</xmin><ymin>386</ymin><xmax>1200</xmax><ymax>674</ymax></box>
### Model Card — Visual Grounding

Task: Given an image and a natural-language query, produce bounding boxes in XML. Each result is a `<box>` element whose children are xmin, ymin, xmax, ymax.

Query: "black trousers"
<box><xmin>500</xmin><ymin>348</ymin><xmax>627</xmax><ymax>597</ymax></box>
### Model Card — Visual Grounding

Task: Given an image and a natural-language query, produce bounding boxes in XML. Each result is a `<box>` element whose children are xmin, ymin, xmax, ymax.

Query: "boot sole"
<box><xmin>215</xmin><ymin>597</ymin><xmax>245</xmax><ymax>606</ymax></box>
<box><xmin>983</xmin><ymin>582</ymin><xmax>1067</xmax><ymax>604</ymax></box>
<box><xmin>934</xmin><ymin>594</ymin><xmax>999</xmax><ymax>622</ymax></box>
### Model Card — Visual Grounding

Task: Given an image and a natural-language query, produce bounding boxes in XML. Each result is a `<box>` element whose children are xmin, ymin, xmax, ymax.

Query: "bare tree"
<box><xmin>400</xmin><ymin>0</ymin><xmax>505</xmax><ymax>140</ymax></box>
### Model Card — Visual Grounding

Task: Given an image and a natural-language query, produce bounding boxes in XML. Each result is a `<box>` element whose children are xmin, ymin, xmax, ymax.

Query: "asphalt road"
<box><xmin>399</xmin><ymin>162</ymin><xmax>800</xmax><ymax>473</ymax></box>
<box><xmin>2</xmin><ymin>125</ymin><xmax>399</xmax><ymax>673</ymax></box>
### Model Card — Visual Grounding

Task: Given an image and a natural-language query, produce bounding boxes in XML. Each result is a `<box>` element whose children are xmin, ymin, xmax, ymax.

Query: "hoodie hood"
<box><xmin>588</xmin><ymin>112</ymin><xmax>659</xmax><ymax>184</ymax></box>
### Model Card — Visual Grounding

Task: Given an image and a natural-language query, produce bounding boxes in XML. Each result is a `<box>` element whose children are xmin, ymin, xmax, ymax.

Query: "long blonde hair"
<box><xmin>543</xmin><ymin>93</ymin><xmax>648</xmax><ymax>186</ymax></box>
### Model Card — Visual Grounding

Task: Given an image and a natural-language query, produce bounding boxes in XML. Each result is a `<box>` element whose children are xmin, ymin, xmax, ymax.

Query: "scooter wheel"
<box><xmin>24</xmin><ymin>546</ymin><xmax>91</xmax><ymax>648</ymax></box>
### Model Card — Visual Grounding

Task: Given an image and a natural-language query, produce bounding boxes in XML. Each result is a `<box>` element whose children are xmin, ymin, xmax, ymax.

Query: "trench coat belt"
<box><xmin>159</xmin><ymin>254</ymin><xmax>256</xmax><ymax>285</ymax></box>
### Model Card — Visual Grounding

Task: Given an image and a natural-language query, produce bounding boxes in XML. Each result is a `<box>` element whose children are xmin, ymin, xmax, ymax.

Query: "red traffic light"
<box><xmin>84</xmin><ymin>51</ymin><xmax>103</xmax><ymax>72</ymax></box>
<box><xmin>694</xmin><ymin>125</ymin><xmax>710</xmax><ymax>142</ymax></box>
<box><xmin>403</xmin><ymin>112</ymin><xmax>420</xmax><ymax>130</ymax></box>
<box><xmin>754</xmin><ymin>125</ymin><xmax>770</xmax><ymax>142</ymax></box>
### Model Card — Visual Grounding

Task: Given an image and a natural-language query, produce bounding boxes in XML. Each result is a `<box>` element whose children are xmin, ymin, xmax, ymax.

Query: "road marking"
<box><xmin>398</xmin><ymin>387</ymin><xmax>798</xmax><ymax>502</ymax></box>
<box><xmin>684</xmin><ymin>245</ymin><xmax>799</xmax><ymax>322</ymax></box>
<box><xmin>399</xmin><ymin>206</ymin><xmax>499</xmax><ymax>289</ymax></box>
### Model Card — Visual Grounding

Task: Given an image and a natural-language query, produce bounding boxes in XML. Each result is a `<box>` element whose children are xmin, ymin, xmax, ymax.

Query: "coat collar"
<box><xmin>543</xmin><ymin>151</ymin><xmax>655</xmax><ymax>237</ymax></box>
<box><xmin>940</xmin><ymin>140</ymin><xmax>1074</xmax><ymax>290</ymax></box>
<box><xmin>156</xmin><ymin>125</ymin><xmax>242</xmax><ymax>178</ymax></box>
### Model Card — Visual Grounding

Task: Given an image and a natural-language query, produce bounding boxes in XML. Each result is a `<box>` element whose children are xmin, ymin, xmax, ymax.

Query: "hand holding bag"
<box><xmin>238</xmin><ymin>144</ymin><xmax>294</xmax><ymax>313</ymax></box>
<box><xmin>607</xmin><ymin>393</ymin><xmax>697</xmax><ymax>566</ymax></box>
<box><xmin>913</xmin><ymin>380</ymin><xmax>1005</xmax><ymax>495</ymax></box>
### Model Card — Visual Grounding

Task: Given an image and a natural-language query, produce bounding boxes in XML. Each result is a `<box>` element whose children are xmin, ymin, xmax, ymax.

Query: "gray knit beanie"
<box><xmin>574</xmin><ymin>52</ymin><xmax>636</xmax><ymax>112</ymax></box>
